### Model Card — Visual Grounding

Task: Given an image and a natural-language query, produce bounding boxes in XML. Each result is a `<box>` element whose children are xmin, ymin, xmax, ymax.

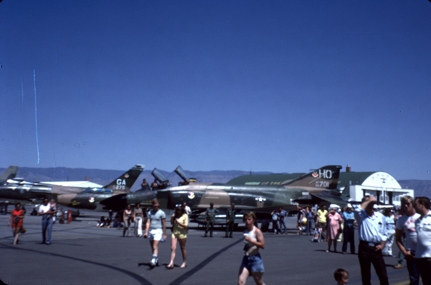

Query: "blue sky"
<box><xmin>1</xmin><ymin>1</ymin><xmax>431</xmax><ymax>180</ymax></box>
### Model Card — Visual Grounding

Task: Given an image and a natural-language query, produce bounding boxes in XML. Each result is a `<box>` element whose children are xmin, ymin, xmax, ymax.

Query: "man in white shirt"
<box><xmin>354</xmin><ymin>195</ymin><xmax>389</xmax><ymax>285</ymax></box>
<box><xmin>395</xmin><ymin>195</ymin><xmax>420</xmax><ymax>285</ymax></box>
<box><xmin>38</xmin><ymin>197</ymin><xmax>57</xmax><ymax>245</ymax></box>
<box><xmin>413</xmin><ymin>196</ymin><xmax>431</xmax><ymax>285</ymax></box>
<box><xmin>183</xmin><ymin>202</ymin><xmax>191</xmax><ymax>216</ymax></box>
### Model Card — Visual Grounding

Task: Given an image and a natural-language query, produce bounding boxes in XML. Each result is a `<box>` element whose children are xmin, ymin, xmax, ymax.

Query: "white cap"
<box><xmin>347</xmin><ymin>203</ymin><xmax>353</xmax><ymax>208</ymax></box>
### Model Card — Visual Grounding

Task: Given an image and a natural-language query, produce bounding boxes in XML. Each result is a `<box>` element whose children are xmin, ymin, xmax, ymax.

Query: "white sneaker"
<box><xmin>150</xmin><ymin>257</ymin><xmax>158</xmax><ymax>267</ymax></box>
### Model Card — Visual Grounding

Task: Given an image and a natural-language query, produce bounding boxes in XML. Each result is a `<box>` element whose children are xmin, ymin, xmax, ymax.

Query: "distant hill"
<box><xmin>398</xmin><ymin>180</ymin><xmax>431</xmax><ymax>197</ymax></box>
<box><xmin>0</xmin><ymin>166</ymin><xmax>263</xmax><ymax>191</ymax></box>
<box><xmin>1</xmin><ymin>167</ymin><xmax>430</xmax><ymax>195</ymax></box>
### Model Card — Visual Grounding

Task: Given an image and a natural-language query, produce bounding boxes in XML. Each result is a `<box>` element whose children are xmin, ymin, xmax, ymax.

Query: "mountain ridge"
<box><xmin>2</xmin><ymin>167</ymin><xmax>430</xmax><ymax>197</ymax></box>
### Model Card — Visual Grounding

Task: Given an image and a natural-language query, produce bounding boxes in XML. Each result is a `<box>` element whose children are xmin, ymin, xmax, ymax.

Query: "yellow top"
<box><xmin>172</xmin><ymin>213</ymin><xmax>189</xmax><ymax>236</ymax></box>
<box><xmin>316</xmin><ymin>209</ymin><xmax>328</xmax><ymax>223</ymax></box>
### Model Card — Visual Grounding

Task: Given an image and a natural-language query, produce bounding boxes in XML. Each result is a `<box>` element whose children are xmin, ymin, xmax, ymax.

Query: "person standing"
<box><xmin>204</xmin><ymin>202</ymin><xmax>219</xmax><ymax>237</ymax></box>
<box><xmin>395</xmin><ymin>195</ymin><xmax>420</xmax><ymax>285</ymax></box>
<box><xmin>413</xmin><ymin>196</ymin><xmax>431</xmax><ymax>285</ymax></box>
<box><xmin>141</xmin><ymin>179</ymin><xmax>150</xmax><ymax>190</ymax></box>
<box><xmin>278</xmin><ymin>207</ymin><xmax>288</xmax><ymax>234</ymax></box>
<box><xmin>167</xmin><ymin>206</ymin><xmax>188</xmax><ymax>269</ymax></box>
<box><xmin>342</xmin><ymin>204</ymin><xmax>356</xmax><ymax>254</ymax></box>
<box><xmin>326</xmin><ymin>207</ymin><xmax>342</xmax><ymax>252</ymax></box>
<box><xmin>122</xmin><ymin>204</ymin><xmax>133</xmax><ymax>237</ymax></box>
<box><xmin>238</xmin><ymin>211</ymin><xmax>265</xmax><ymax>285</ymax></box>
<box><xmin>183</xmin><ymin>202</ymin><xmax>191</xmax><ymax>217</ymax></box>
<box><xmin>270</xmin><ymin>208</ymin><xmax>280</xmax><ymax>234</ymax></box>
<box><xmin>151</xmin><ymin>179</ymin><xmax>159</xmax><ymax>191</ymax></box>
<box><xmin>39</xmin><ymin>197</ymin><xmax>57</xmax><ymax>245</ymax></box>
<box><xmin>354</xmin><ymin>195</ymin><xmax>389</xmax><ymax>285</ymax></box>
<box><xmin>316</xmin><ymin>205</ymin><xmax>328</xmax><ymax>241</ymax></box>
<box><xmin>144</xmin><ymin>199</ymin><xmax>167</xmax><ymax>267</ymax></box>
<box><xmin>9</xmin><ymin>202</ymin><xmax>24</xmax><ymax>245</ymax></box>
<box><xmin>226</xmin><ymin>203</ymin><xmax>236</xmax><ymax>238</ymax></box>
<box><xmin>296</xmin><ymin>206</ymin><xmax>304</xmax><ymax>234</ymax></box>
<box><xmin>382</xmin><ymin>209</ymin><xmax>395</xmax><ymax>256</ymax></box>
<box><xmin>305</xmin><ymin>206</ymin><xmax>315</xmax><ymax>235</ymax></box>
<box><xmin>134</xmin><ymin>203</ymin><xmax>144</xmax><ymax>237</ymax></box>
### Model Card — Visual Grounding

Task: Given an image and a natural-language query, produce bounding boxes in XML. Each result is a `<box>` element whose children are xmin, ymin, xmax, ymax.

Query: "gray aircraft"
<box><xmin>0</xmin><ymin>165</ymin><xmax>144</xmax><ymax>211</ymax></box>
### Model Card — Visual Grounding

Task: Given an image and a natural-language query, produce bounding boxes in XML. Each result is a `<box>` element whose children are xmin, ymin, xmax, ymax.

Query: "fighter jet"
<box><xmin>98</xmin><ymin>166</ymin><xmax>203</xmax><ymax>211</ymax></box>
<box><xmin>156</xmin><ymin>165</ymin><xmax>345</xmax><ymax>222</ymax></box>
<box><xmin>100</xmin><ymin>165</ymin><xmax>345</xmax><ymax>223</ymax></box>
<box><xmin>0</xmin><ymin>165</ymin><xmax>144</xmax><ymax>211</ymax></box>
<box><xmin>55</xmin><ymin>164</ymin><xmax>144</xmax><ymax>210</ymax></box>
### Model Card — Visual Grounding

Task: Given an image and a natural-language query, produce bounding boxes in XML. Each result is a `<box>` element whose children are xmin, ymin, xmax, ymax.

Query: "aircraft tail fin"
<box><xmin>284</xmin><ymin>165</ymin><xmax>342</xmax><ymax>189</ymax></box>
<box><xmin>104</xmin><ymin>164</ymin><xmax>144</xmax><ymax>192</ymax></box>
<box><xmin>0</xmin><ymin>166</ymin><xmax>18</xmax><ymax>182</ymax></box>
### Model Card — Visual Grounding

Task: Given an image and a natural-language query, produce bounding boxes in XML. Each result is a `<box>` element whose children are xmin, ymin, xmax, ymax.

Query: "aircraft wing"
<box><xmin>40</xmin><ymin>181</ymin><xmax>103</xmax><ymax>188</ymax></box>
<box><xmin>294</xmin><ymin>192</ymin><xmax>347</xmax><ymax>206</ymax></box>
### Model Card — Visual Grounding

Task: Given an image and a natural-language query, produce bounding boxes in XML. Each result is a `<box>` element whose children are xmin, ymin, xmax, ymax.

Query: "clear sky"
<box><xmin>1</xmin><ymin>1</ymin><xmax>431</xmax><ymax>180</ymax></box>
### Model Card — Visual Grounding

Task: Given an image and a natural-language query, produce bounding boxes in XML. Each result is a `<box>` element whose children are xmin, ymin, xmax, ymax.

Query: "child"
<box><xmin>334</xmin><ymin>268</ymin><xmax>348</xmax><ymax>285</ymax></box>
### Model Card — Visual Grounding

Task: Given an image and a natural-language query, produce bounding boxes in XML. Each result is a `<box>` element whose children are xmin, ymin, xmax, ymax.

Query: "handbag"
<box><xmin>20</xmin><ymin>226</ymin><xmax>26</xmax><ymax>233</ymax></box>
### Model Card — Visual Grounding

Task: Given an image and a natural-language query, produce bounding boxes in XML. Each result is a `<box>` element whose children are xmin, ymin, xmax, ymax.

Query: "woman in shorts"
<box><xmin>166</xmin><ymin>206</ymin><xmax>188</xmax><ymax>269</ymax></box>
<box><xmin>238</xmin><ymin>211</ymin><xmax>266</xmax><ymax>285</ymax></box>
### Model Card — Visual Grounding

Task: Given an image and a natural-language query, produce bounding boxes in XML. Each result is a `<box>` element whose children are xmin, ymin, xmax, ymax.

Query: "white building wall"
<box><xmin>349</xmin><ymin>185</ymin><xmax>414</xmax><ymax>207</ymax></box>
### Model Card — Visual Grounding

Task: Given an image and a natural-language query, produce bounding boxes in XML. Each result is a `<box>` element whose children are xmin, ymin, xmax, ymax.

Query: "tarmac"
<box><xmin>0</xmin><ymin>210</ymin><xmax>412</xmax><ymax>285</ymax></box>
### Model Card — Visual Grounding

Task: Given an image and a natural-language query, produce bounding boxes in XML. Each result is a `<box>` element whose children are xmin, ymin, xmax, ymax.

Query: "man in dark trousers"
<box><xmin>204</xmin><ymin>202</ymin><xmax>219</xmax><ymax>237</ymax></box>
<box><xmin>225</xmin><ymin>203</ymin><xmax>235</xmax><ymax>238</ymax></box>
<box><xmin>354</xmin><ymin>195</ymin><xmax>389</xmax><ymax>285</ymax></box>
<box><xmin>342</xmin><ymin>203</ymin><xmax>356</xmax><ymax>254</ymax></box>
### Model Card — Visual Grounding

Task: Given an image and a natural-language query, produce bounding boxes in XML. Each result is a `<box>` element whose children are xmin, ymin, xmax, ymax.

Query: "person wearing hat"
<box><xmin>225</xmin><ymin>203</ymin><xmax>236</xmax><ymax>238</ymax></box>
<box><xmin>204</xmin><ymin>202</ymin><xmax>219</xmax><ymax>237</ymax></box>
<box><xmin>342</xmin><ymin>203</ymin><xmax>356</xmax><ymax>254</ymax></box>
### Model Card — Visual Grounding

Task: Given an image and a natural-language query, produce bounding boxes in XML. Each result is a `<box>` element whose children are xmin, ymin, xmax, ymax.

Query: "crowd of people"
<box><xmin>6</xmin><ymin>194</ymin><xmax>431</xmax><ymax>285</ymax></box>
<box><xmin>268</xmin><ymin>195</ymin><xmax>431</xmax><ymax>285</ymax></box>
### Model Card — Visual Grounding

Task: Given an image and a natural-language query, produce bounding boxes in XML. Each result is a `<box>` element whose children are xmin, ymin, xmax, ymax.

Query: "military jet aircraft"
<box><xmin>55</xmin><ymin>164</ymin><xmax>144</xmax><ymax>210</ymax></box>
<box><xmin>98</xmin><ymin>166</ymin><xmax>204</xmax><ymax>211</ymax></box>
<box><xmin>156</xmin><ymin>165</ymin><xmax>345</xmax><ymax>222</ymax></box>
<box><xmin>0</xmin><ymin>165</ymin><xmax>144</xmax><ymax>211</ymax></box>
<box><xmin>100</xmin><ymin>165</ymin><xmax>345</xmax><ymax>224</ymax></box>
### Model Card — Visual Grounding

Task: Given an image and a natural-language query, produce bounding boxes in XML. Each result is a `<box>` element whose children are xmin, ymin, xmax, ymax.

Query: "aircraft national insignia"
<box><xmin>255</xmin><ymin>197</ymin><xmax>266</xmax><ymax>203</ymax></box>
<box><xmin>124</xmin><ymin>174</ymin><xmax>129</xmax><ymax>178</ymax></box>
<box><xmin>89</xmin><ymin>197</ymin><xmax>95</xmax><ymax>203</ymax></box>
<box><xmin>188</xmin><ymin>192</ymin><xmax>195</xmax><ymax>199</ymax></box>
<box><xmin>312</xmin><ymin>172</ymin><xmax>319</xmax><ymax>178</ymax></box>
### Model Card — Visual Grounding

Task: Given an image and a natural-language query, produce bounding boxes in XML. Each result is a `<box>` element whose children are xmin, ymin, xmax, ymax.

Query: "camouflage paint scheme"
<box><xmin>157</xmin><ymin>165</ymin><xmax>344</xmax><ymax>223</ymax></box>
<box><xmin>100</xmin><ymin>165</ymin><xmax>345</xmax><ymax>224</ymax></box>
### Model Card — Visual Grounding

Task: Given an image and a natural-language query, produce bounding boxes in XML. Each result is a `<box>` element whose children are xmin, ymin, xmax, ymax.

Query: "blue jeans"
<box><xmin>42</xmin><ymin>216</ymin><xmax>53</xmax><ymax>243</ymax></box>
<box><xmin>278</xmin><ymin>219</ymin><xmax>287</xmax><ymax>233</ymax></box>
<box><xmin>306</xmin><ymin>218</ymin><xmax>315</xmax><ymax>235</ymax></box>
<box><xmin>406</xmin><ymin>250</ymin><xmax>420</xmax><ymax>285</ymax></box>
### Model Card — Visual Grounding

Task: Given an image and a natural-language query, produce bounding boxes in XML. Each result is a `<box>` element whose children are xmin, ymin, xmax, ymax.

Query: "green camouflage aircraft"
<box><xmin>101</xmin><ymin>165</ymin><xmax>345</xmax><ymax>223</ymax></box>
<box><xmin>156</xmin><ymin>165</ymin><xmax>345</xmax><ymax>223</ymax></box>
<box><xmin>0</xmin><ymin>165</ymin><xmax>144</xmax><ymax>211</ymax></box>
